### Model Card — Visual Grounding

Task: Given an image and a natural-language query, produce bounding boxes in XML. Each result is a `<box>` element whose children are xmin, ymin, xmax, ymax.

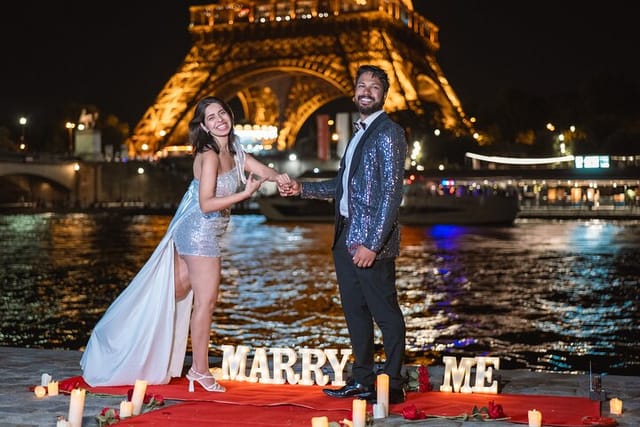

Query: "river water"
<box><xmin>1</xmin><ymin>213</ymin><xmax>638</xmax><ymax>376</ymax></box>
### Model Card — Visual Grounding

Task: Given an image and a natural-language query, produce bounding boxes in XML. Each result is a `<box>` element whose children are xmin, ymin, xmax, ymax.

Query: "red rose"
<box><xmin>418</xmin><ymin>365</ymin><xmax>429</xmax><ymax>378</ymax></box>
<box><xmin>402</xmin><ymin>404</ymin><xmax>426</xmax><ymax>420</ymax></box>
<box><xmin>141</xmin><ymin>393</ymin><xmax>165</xmax><ymax>411</ymax></box>
<box><xmin>97</xmin><ymin>407</ymin><xmax>120</xmax><ymax>423</ymax></box>
<box><xmin>417</xmin><ymin>365</ymin><xmax>431</xmax><ymax>392</ymax></box>
<box><xmin>59</xmin><ymin>379</ymin><xmax>81</xmax><ymax>393</ymax></box>
<box><xmin>487</xmin><ymin>400</ymin><xmax>506</xmax><ymax>419</ymax></box>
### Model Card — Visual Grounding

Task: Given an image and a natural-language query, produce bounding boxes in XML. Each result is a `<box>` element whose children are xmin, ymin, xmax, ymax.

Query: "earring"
<box><xmin>199</xmin><ymin>123</ymin><xmax>210</xmax><ymax>136</ymax></box>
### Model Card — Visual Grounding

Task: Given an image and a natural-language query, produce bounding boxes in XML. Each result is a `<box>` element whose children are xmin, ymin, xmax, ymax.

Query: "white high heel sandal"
<box><xmin>186</xmin><ymin>367</ymin><xmax>226</xmax><ymax>392</ymax></box>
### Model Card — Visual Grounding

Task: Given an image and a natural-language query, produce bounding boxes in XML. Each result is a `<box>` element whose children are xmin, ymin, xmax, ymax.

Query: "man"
<box><xmin>277</xmin><ymin>64</ymin><xmax>408</xmax><ymax>404</ymax></box>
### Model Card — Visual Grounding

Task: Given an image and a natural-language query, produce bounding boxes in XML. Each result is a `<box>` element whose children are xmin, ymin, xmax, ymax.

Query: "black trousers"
<box><xmin>332</xmin><ymin>222</ymin><xmax>406</xmax><ymax>389</ymax></box>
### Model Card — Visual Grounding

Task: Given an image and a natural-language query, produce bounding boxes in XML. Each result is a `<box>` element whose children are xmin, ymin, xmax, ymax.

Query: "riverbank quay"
<box><xmin>3</xmin><ymin>203</ymin><xmax>640</xmax><ymax>220</ymax></box>
<box><xmin>3</xmin><ymin>159</ymin><xmax>640</xmax><ymax>221</ymax></box>
<box><xmin>517</xmin><ymin>205</ymin><xmax>640</xmax><ymax>220</ymax></box>
<box><xmin>1</xmin><ymin>347</ymin><xmax>638</xmax><ymax>427</ymax></box>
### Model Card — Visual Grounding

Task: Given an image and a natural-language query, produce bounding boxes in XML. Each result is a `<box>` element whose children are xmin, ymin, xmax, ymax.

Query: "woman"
<box><xmin>81</xmin><ymin>96</ymin><xmax>282</xmax><ymax>392</ymax></box>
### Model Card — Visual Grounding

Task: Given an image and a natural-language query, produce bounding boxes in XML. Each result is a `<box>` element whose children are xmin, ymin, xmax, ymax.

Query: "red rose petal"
<box><xmin>582</xmin><ymin>416</ymin><xmax>618</xmax><ymax>426</ymax></box>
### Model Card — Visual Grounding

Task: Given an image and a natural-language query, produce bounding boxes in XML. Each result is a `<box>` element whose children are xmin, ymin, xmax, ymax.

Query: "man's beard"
<box><xmin>357</xmin><ymin>97</ymin><xmax>384</xmax><ymax>115</ymax></box>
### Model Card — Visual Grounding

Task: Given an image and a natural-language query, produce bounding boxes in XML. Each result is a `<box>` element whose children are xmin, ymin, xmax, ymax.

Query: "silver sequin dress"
<box><xmin>174</xmin><ymin>168</ymin><xmax>240</xmax><ymax>257</ymax></box>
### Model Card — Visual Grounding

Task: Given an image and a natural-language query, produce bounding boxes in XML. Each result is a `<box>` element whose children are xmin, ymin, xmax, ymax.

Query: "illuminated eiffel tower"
<box><xmin>128</xmin><ymin>0</ymin><xmax>471</xmax><ymax>157</ymax></box>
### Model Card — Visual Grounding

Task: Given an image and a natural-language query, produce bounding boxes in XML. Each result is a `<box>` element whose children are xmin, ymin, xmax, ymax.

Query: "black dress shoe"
<box><xmin>323</xmin><ymin>379</ymin><xmax>374</xmax><ymax>399</ymax></box>
<box><xmin>389</xmin><ymin>387</ymin><xmax>406</xmax><ymax>404</ymax></box>
<box><xmin>365</xmin><ymin>387</ymin><xmax>406</xmax><ymax>404</ymax></box>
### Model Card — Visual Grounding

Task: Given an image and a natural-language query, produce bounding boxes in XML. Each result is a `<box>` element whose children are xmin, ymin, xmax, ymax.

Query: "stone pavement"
<box><xmin>1</xmin><ymin>346</ymin><xmax>638</xmax><ymax>427</ymax></box>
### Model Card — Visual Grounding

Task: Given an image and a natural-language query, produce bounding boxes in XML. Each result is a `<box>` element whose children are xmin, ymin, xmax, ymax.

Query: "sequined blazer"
<box><xmin>301</xmin><ymin>112</ymin><xmax>407</xmax><ymax>258</ymax></box>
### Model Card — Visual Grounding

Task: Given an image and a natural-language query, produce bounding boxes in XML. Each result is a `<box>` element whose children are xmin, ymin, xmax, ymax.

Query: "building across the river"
<box><xmin>459</xmin><ymin>152</ymin><xmax>640</xmax><ymax>218</ymax></box>
<box><xmin>2</xmin><ymin>151</ymin><xmax>639</xmax><ymax>219</ymax></box>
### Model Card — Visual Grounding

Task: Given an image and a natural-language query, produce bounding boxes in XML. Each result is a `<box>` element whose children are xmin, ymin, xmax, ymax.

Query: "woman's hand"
<box><xmin>244</xmin><ymin>173</ymin><xmax>267</xmax><ymax>197</ymax></box>
<box><xmin>275</xmin><ymin>173</ymin><xmax>291</xmax><ymax>185</ymax></box>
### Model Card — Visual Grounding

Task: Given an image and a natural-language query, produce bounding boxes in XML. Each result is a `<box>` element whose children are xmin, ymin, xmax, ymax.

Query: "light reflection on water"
<box><xmin>0</xmin><ymin>214</ymin><xmax>638</xmax><ymax>375</ymax></box>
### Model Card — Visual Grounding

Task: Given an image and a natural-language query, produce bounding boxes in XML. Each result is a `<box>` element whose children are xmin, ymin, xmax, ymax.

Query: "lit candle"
<box><xmin>120</xmin><ymin>400</ymin><xmax>134</xmax><ymax>418</ymax></box>
<box><xmin>48</xmin><ymin>380</ymin><xmax>59</xmax><ymax>396</ymax></box>
<box><xmin>352</xmin><ymin>399</ymin><xmax>366</xmax><ymax>427</ymax></box>
<box><xmin>131</xmin><ymin>379</ymin><xmax>148</xmax><ymax>415</ymax></box>
<box><xmin>34</xmin><ymin>385</ymin><xmax>46</xmax><ymax>398</ymax></box>
<box><xmin>41</xmin><ymin>373</ymin><xmax>52</xmax><ymax>386</ymax></box>
<box><xmin>528</xmin><ymin>409</ymin><xmax>542</xmax><ymax>427</ymax></box>
<box><xmin>67</xmin><ymin>388</ymin><xmax>86</xmax><ymax>427</ymax></box>
<box><xmin>610</xmin><ymin>397</ymin><xmax>623</xmax><ymax>415</ymax></box>
<box><xmin>373</xmin><ymin>403</ymin><xmax>386</xmax><ymax>419</ymax></box>
<box><xmin>311</xmin><ymin>415</ymin><xmax>329</xmax><ymax>427</ymax></box>
<box><xmin>376</xmin><ymin>373</ymin><xmax>389</xmax><ymax>417</ymax></box>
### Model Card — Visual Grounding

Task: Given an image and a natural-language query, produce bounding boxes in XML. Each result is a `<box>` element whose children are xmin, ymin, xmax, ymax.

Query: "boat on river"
<box><xmin>257</xmin><ymin>170</ymin><xmax>520</xmax><ymax>225</ymax></box>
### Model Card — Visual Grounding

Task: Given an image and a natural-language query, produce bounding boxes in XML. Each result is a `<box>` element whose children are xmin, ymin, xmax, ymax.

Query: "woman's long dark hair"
<box><xmin>188</xmin><ymin>96</ymin><xmax>238</xmax><ymax>155</ymax></box>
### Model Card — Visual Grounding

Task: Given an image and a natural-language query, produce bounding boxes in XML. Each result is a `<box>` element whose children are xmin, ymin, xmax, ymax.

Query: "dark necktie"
<box><xmin>353</xmin><ymin>121</ymin><xmax>366</xmax><ymax>131</ymax></box>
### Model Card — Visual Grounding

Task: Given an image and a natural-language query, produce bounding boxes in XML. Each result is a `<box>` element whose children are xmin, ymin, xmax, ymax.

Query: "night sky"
<box><xmin>1</xmin><ymin>1</ymin><xmax>638</xmax><ymax>132</ymax></box>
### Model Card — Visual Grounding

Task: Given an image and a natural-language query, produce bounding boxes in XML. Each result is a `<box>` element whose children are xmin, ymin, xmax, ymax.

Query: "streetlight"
<box><xmin>65</xmin><ymin>122</ymin><xmax>76</xmax><ymax>154</ymax></box>
<box><xmin>19</xmin><ymin>116</ymin><xmax>27</xmax><ymax>149</ymax></box>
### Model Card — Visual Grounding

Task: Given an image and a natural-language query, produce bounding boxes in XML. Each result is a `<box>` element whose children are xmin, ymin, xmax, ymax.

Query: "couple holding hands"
<box><xmin>81</xmin><ymin>64</ymin><xmax>408</xmax><ymax>405</ymax></box>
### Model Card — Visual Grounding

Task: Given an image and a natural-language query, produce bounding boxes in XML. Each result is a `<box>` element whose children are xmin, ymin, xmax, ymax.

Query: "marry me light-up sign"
<box><xmin>219</xmin><ymin>345</ymin><xmax>500</xmax><ymax>394</ymax></box>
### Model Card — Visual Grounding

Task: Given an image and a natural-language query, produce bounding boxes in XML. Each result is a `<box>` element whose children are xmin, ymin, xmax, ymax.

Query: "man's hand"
<box><xmin>276</xmin><ymin>174</ymin><xmax>301</xmax><ymax>197</ymax></box>
<box><xmin>353</xmin><ymin>245</ymin><xmax>376</xmax><ymax>268</ymax></box>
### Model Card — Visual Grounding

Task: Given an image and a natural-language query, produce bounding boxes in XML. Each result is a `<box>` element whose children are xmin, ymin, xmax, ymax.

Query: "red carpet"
<box><xmin>60</xmin><ymin>376</ymin><xmax>601</xmax><ymax>426</ymax></box>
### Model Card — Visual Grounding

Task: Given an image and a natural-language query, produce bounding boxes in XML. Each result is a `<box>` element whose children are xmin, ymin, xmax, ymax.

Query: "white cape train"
<box><xmin>80</xmin><ymin>183</ymin><xmax>199</xmax><ymax>386</ymax></box>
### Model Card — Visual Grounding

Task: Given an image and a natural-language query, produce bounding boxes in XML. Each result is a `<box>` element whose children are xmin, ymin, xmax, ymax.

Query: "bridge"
<box><xmin>128</xmin><ymin>0</ymin><xmax>471</xmax><ymax>157</ymax></box>
<box><xmin>0</xmin><ymin>158</ymin><xmax>80</xmax><ymax>207</ymax></box>
<box><xmin>0</xmin><ymin>160</ymin><xmax>78</xmax><ymax>190</ymax></box>
<box><xmin>0</xmin><ymin>155</ymin><xmax>336</xmax><ymax>209</ymax></box>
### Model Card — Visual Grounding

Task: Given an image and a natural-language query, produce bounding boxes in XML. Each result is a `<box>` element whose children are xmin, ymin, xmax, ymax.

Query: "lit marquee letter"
<box><xmin>440</xmin><ymin>356</ymin><xmax>476</xmax><ymax>393</ymax></box>
<box><xmin>221</xmin><ymin>344</ymin><xmax>250</xmax><ymax>381</ymax></box>
<box><xmin>472</xmin><ymin>356</ymin><xmax>500</xmax><ymax>394</ymax></box>
<box><xmin>324</xmin><ymin>349</ymin><xmax>351</xmax><ymax>386</ymax></box>
<box><xmin>248</xmin><ymin>347</ymin><xmax>271</xmax><ymax>383</ymax></box>
<box><xmin>299</xmin><ymin>348</ymin><xmax>329</xmax><ymax>386</ymax></box>
<box><xmin>271</xmin><ymin>347</ymin><xmax>299</xmax><ymax>385</ymax></box>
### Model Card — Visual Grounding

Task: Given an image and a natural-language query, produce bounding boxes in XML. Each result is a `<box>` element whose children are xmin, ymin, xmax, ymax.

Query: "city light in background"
<box><xmin>65</xmin><ymin>122</ymin><xmax>76</xmax><ymax>154</ymax></box>
<box><xmin>18</xmin><ymin>116</ymin><xmax>27</xmax><ymax>150</ymax></box>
